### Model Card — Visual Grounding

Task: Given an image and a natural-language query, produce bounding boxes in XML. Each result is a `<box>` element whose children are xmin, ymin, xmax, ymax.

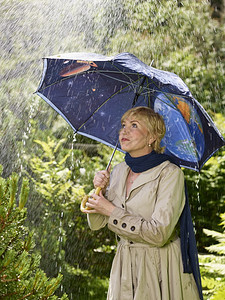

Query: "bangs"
<box><xmin>121</xmin><ymin>109</ymin><xmax>148</xmax><ymax>124</ymax></box>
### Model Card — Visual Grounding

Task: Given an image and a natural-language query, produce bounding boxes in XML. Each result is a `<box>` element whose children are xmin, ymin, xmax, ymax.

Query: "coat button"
<box><xmin>130</xmin><ymin>226</ymin><xmax>135</xmax><ymax>231</ymax></box>
<box><xmin>122</xmin><ymin>223</ymin><xmax>127</xmax><ymax>228</ymax></box>
<box><xmin>113</xmin><ymin>219</ymin><xmax>118</xmax><ymax>225</ymax></box>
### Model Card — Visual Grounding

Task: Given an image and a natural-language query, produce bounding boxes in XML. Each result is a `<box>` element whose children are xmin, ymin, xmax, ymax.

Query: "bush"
<box><xmin>0</xmin><ymin>166</ymin><xmax>68</xmax><ymax>299</ymax></box>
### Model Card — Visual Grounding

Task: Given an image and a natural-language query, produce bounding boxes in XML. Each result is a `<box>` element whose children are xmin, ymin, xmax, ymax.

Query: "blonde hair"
<box><xmin>121</xmin><ymin>106</ymin><xmax>166</xmax><ymax>153</ymax></box>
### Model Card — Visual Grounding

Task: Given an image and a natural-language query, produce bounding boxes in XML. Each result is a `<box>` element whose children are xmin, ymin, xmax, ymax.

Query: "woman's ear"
<box><xmin>148</xmin><ymin>136</ymin><xmax>156</xmax><ymax>146</ymax></box>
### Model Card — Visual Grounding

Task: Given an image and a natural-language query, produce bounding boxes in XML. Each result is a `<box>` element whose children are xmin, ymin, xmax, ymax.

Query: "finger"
<box><xmin>83</xmin><ymin>208</ymin><xmax>97</xmax><ymax>214</ymax></box>
<box><xmin>89</xmin><ymin>194</ymin><xmax>98</xmax><ymax>201</ymax></box>
<box><xmin>98</xmin><ymin>170</ymin><xmax>110</xmax><ymax>180</ymax></box>
<box><xmin>93</xmin><ymin>173</ymin><xmax>108</xmax><ymax>188</ymax></box>
<box><xmin>99</xmin><ymin>190</ymin><xmax>104</xmax><ymax>197</ymax></box>
<box><xmin>103</xmin><ymin>170</ymin><xmax>110</xmax><ymax>178</ymax></box>
<box><xmin>106</xmin><ymin>164</ymin><xmax>111</xmax><ymax>174</ymax></box>
<box><xmin>94</xmin><ymin>181</ymin><xmax>106</xmax><ymax>189</ymax></box>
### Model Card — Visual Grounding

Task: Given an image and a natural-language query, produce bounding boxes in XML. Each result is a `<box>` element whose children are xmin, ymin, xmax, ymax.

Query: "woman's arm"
<box><xmin>86</xmin><ymin>167</ymin><xmax>114</xmax><ymax>230</ymax></box>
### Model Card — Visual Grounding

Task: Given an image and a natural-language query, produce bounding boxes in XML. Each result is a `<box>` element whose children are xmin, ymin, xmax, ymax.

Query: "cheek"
<box><xmin>119</xmin><ymin>132</ymin><xmax>123</xmax><ymax>141</ymax></box>
<box><xmin>139</xmin><ymin>132</ymin><xmax>148</xmax><ymax>141</ymax></box>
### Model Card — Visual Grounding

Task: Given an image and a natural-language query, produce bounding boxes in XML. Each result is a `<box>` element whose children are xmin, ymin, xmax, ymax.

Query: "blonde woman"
<box><xmin>83</xmin><ymin>107</ymin><xmax>202</xmax><ymax>300</ymax></box>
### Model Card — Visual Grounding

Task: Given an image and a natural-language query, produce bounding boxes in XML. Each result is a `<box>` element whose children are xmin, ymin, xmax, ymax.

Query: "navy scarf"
<box><xmin>125</xmin><ymin>151</ymin><xmax>203</xmax><ymax>300</ymax></box>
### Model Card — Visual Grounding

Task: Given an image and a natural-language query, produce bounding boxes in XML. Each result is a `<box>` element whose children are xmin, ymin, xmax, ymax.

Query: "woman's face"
<box><xmin>119</xmin><ymin>115</ymin><xmax>155</xmax><ymax>157</ymax></box>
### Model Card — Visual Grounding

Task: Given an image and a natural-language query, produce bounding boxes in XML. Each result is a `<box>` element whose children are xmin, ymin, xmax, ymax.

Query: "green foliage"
<box><xmin>25</xmin><ymin>136</ymin><xmax>117</xmax><ymax>298</ymax></box>
<box><xmin>0</xmin><ymin>168</ymin><xmax>68</xmax><ymax>299</ymax></box>
<box><xmin>204</xmin><ymin>214</ymin><xmax>225</xmax><ymax>255</ymax></box>
<box><xmin>199</xmin><ymin>254</ymin><xmax>225</xmax><ymax>299</ymax></box>
<box><xmin>106</xmin><ymin>0</ymin><xmax>225</xmax><ymax>113</ymax></box>
<box><xmin>199</xmin><ymin>147</ymin><xmax>225</xmax><ymax>300</ymax></box>
<box><xmin>200</xmin><ymin>213</ymin><xmax>225</xmax><ymax>300</ymax></box>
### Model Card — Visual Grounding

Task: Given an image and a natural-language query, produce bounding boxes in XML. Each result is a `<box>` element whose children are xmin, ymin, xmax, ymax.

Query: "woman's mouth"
<box><xmin>121</xmin><ymin>138</ymin><xmax>129</xmax><ymax>142</ymax></box>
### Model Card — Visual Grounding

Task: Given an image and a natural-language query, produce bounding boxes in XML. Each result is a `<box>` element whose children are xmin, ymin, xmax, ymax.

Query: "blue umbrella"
<box><xmin>36</xmin><ymin>52</ymin><xmax>225</xmax><ymax>171</ymax></box>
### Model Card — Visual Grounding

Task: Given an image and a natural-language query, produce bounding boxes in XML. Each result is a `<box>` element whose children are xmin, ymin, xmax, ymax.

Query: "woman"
<box><xmin>83</xmin><ymin>107</ymin><xmax>202</xmax><ymax>300</ymax></box>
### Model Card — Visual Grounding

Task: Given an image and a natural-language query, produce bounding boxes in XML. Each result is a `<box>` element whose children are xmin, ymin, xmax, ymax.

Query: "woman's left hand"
<box><xmin>83</xmin><ymin>190</ymin><xmax>115</xmax><ymax>216</ymax></box>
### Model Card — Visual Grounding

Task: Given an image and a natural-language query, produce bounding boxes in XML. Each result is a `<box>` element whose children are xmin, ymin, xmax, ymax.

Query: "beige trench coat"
<box><xmin>88</xmin><ymin>161</ymin><xmax>200</xmax><ymax>300</ymax></box>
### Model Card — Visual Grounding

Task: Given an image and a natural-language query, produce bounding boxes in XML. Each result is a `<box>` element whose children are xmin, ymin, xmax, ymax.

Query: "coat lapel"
<box><xmin>126</xmin><ymin>161</ymin><xmax>170</xmax><ymax>199</ymax></box>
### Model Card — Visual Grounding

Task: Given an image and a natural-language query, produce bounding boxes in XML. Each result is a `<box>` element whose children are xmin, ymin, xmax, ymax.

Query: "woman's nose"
<box><xmin>121</xmin><ymin>127</ymin><xmax>128</xmax><ymax>134</ymax></box>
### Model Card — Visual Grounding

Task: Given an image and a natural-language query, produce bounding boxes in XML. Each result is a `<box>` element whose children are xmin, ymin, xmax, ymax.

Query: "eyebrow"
<box><xmin>130</xmin><ymin>119</ymin><xmax>141</xmax><ymax>123</ymax></box>
<box><xmin>121</xmin><ymin>119</ymin><xmax>141</xmax><ymax>124</ymax></box>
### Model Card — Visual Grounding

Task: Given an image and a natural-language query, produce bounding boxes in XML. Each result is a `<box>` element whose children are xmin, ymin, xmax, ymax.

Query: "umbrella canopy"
<box><xmin>36</xmin><ymin>52</ymin><xmax>225</xmax><ymax>171</ymax></box>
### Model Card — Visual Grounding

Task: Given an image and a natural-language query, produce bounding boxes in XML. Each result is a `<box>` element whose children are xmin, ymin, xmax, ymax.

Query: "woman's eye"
<box><xmin>132</xmin><ymin>123</ymin><xmax>137</xmax><ymax>128</ymax></box>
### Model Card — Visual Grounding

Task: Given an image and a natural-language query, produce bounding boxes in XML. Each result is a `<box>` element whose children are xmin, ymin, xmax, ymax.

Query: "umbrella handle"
<box><xmin>80</xmin><ymin>186</ymin><xmax>102</xmax><ymax>212</ymax></box>
<box><xmin>80</xmin><ymin>141</ymin><xmax>118</xmax><ymax>213</ymax></box>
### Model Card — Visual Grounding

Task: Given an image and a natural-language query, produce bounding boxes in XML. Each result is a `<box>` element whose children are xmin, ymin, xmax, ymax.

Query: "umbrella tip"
<box><xmin>150</xmin><ymin>59</ymin><xmax>154</xmax><ymax>67</ymax></box>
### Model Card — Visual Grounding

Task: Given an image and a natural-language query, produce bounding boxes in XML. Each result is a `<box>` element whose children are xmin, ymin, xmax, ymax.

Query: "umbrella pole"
<box><xmin>106</xmin><ymin>140</ymin><xmax>119</xmax><ymax>171</ymax></box>
<box><xmin>95</xmin><ymin>140</ymin><xmax>119</xmax><ymax>196</ymax></box>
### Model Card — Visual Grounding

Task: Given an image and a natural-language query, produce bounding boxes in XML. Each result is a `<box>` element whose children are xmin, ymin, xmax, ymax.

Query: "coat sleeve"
<box><xmin>87</xmin><ymin>189</ymin><xmax>110</xmax><ymax>230</ymax></box>
<box><xmin>87</xmin><ymin>213</ymin><xmax>109</xmax><ymax>231</ymax></box>
<box><xmin>108</xmin><ymin>165</ymin><xmax>185</xmax><ymax>247</ymax></box>
<box><xmin>86</xmin><ymin>167</ymin><xmax>118</xmax><ymax>231</ymax></box>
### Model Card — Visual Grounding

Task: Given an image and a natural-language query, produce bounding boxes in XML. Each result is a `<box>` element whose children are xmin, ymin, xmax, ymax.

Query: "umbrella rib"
<box><xmin>92</xmin><ymin>67</ymin><xmax>141</xmax><ymax>93</ymax></box>
<box><xmin>132</xmin><ymin>75</ymin><xmax>147</xmax><ymax>106</ymax></box>
<box><xmin>75</xmin><ymin>61</ymin><xmax>151</xmax><ymax>132</ymax></box>
<box><xmin>110</xmin><ymin>66</ymin><xmax>138</xmax><ymax>90</ymax></box>
<box><xmin>94</xmin><ymin>71</ymin><xmax>140</xmax><ymax>88</ymax></box>
<box><xmin>76</xmin><ymin>81</ymin><xmax>137</xmax><ymax>131</ymax></box>
<box><xmin>142</xmin><ymin>77</ymin><xmax>192</xmax><ymax>111</ymax></box>
<box><xmin>38</xmin><ymin>70</ymin><xmax>140</xmax><ymax>92</ymax></box>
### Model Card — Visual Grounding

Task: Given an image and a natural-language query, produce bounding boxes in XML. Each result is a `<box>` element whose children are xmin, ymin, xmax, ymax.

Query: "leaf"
<box><xmin>9</xmin><ymin>173</ymin><xmax>18</xmax><ymax>207</ymax></box>
<box><xmin>54</xmin><ymin>138</ymin><xmax>66</xmax><ymax>154</ymax></box>
<box><xmin>58</xmin><ymin>152</ymin><xmax>71</xmax><ymax>166</ymax></box>
<box><xmin>203</xmin><ymin>229</ymin><xmax>225</xmax><ymax>241</ymax></box>
<box><xmin>19</xmin><ymin>178</ymin><xmax>29</xmax><ymax>210</ymax></box>
<box><xmin>34</xmin><ymin>139</ymin><xmax>53</xmax><ymax>159</ymax></box>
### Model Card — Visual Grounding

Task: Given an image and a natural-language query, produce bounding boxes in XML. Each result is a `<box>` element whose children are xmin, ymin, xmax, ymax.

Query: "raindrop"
<box><xmin>18</xmin><ymin>101</ymin><xmax>36</xmax><ymax>176</ymax></box>
<box><xmin>195</xmin><ymin>172</ymin><xmax>201</xmax><ymax>211</ymax></box>
<box><xmin>71</xmin><ymin>132</ymin><xmax>77</xmax><ymax>172</ymax></box>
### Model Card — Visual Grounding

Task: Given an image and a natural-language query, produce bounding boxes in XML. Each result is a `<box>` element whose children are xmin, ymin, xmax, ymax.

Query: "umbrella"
<box><xmin>36</xmin><ymin>52</ymin><xmax>224</xmax><ymax>173</ymax></box>
<box><xmin>35</xmin><ymin>52</ymin><xmax>224</xmax><ymax>211</ymax></box>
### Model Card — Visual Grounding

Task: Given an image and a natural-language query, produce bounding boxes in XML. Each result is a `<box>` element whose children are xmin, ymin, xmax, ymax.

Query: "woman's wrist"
<box><xmin>106</xmin><ymin>203</ymin><xmax>116</xmax><ymax>217</ymax></box>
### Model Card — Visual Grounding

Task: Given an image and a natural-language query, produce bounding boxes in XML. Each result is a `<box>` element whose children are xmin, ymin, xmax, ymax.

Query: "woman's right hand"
<box><xmin>93</xmin><ymin>168</ymin><xmax>111</xmax><ymax>191</ymax></box>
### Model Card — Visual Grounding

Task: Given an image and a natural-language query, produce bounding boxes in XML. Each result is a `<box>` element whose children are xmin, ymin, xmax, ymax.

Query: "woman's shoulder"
<box><xmin>142</xmin><ymin>160</ymin><xmax>184</xmax><ymax>182</ymax></box>
<box><xmin>159</xmin><ymin>161</ymin><xmax>184</xmax><ymax>180</ymax></box>
<box><xmin>162</xmin><ymin>160</ymin><xmax>183</xmax><ymax>172</ymax></box>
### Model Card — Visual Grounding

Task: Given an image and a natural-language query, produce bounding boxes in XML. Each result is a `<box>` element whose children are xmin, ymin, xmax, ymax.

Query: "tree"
<box><xmin>104</xmin><ymin>0</ymin><xmax>225</xmax><ymax>114</ymax></box>
<box><xmin>0</xmin><ymin>165</ymin><xmax>68</xmax><ymax>299</ymax></box>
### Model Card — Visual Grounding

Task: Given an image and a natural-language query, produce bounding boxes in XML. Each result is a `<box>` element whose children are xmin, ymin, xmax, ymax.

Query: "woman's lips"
<box><xmin>121</xmin><ymin>138</ymin><xmax>129</xmax><ymax>142</ymax></box>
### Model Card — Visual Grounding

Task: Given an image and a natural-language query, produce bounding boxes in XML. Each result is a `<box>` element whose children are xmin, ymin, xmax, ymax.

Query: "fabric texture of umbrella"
<box><xmin>36</xmin><ymin>52</ymin><xmax>225</xmax><ymax>171</ymax></box>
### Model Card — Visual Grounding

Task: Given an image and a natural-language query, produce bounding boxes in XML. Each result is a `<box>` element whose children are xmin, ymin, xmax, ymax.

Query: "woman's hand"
<box><xmin>83</xmin><ymin>190</ymin><xmax>115</xmax><ymax>217</ymax></box>
<box><xmin>93</xmin><ymin>167</ymin><xmax>111</xmax><ymax>191</ymax></box>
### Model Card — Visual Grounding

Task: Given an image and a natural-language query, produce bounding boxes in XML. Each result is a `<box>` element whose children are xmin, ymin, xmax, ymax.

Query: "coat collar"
<box><xmin>116</xmin><ymin>160</ymin><xmax>171</xmax><ymax>199</ymax></box>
